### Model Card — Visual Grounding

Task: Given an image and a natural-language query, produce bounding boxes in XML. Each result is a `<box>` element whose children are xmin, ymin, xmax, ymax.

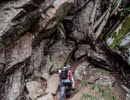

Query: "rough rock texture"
<box><xmin>0</xmin><ymin>0</ymin><xmax>129</xmax><ymax>99</ymax></box>
<box><xmin>126</xmin><ymin>93</ymin><xmax>130</xmax><ymax>100</ymax></box>
<box><xmin>32</xmin><ymin>0</ymin><xmax>74</xmax><ymax>46</ymax></box>
<box><xmin>74</xmin><ymin>44</ymin><xmax>91</xmax><ymax>60</ymax></box>
<box><xmin>69</xmin><ymin>1</ymin><xmax>94</xmax><ymax>43</ymax></box>
<box><xmin>37</xmin><ymin>93</ymin><xmax>54</xmax><ymax>100</ymax></box>
<box><xmin>45</xmin><ymin>74</ymin><xmax>59</xmax><ymax>95</ymax></box>
<box><xmin>4</xmin><ymin>32</ymin><xmax>33</xmax><ymax>73</ymax></box>
<box><xmin>49</xmin><ymin>41</ymin><xmax>75</xmax><ymax>72</ymax></box>
<box><xmin>5</xmin><ymin>68</ymin><xmax>24</xmax><ymax>100</ymax></box>
<box><xmin>41</xmin><ymin>55</ymin><xmax>52</xmax><ymax>80</ymax></box>
<box><xmin>26</xmin><ymin>81</ymin><xmax>44</xmax><ymax>100</ymax></box>
<box><xmin>107</xmin><ymin>15</ymin><xmax>130</xmax><ymax>65</ymax></box>
<box><xmin>0</xmin><ymin>0</ymin><xmax>55</xmax><ymax>46</ymax></box>
<box><xmin>0</xmin><ymin>42</ymin><xmax>5</xmax><ymax>64</ymax></box>
<box><xmin>29</xmin><ymin>39</ymin><xmax>47</xmax><ymax>79</ymax></box>
<box><xmin>0</xmin><ymin>0</ymin><xmax>31</xmax><ymax>36</ymax></box>
<box><xmin>74</xmin><ymin>61</ymin><xmax>89</xmax><ymax>81</ymax></box>
<box><xmin>96</xmin><ymin>75</ymin><xmax>116</xmax><ymax>88</ymax></box>
<box><xmin>0</xmin><ymin>0</ymin><xmax>75</xmax><ymax>99</ymax></box>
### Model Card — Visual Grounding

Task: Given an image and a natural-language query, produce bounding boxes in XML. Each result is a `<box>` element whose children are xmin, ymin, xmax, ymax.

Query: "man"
<box><xmin>59</xmin><ymin>65</ymin><xmax>75</xmax><ymax>100</ymax></box>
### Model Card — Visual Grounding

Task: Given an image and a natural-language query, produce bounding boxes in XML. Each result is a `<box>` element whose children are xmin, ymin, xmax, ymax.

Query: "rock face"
<box><xmin>74</xmin><ymin>44</ymin><xmax>91</xmax><ymax>60</ymax></box>
<box><xmin>32</xmin><ymin>0</ymin><xmax>74</xmax><ymax>46</ymax></box>
<box><xmin>107</xmin><ymin>15</ymin><xmax>130</xmax><ymax>65</ymax></box>
<box><xmin>49</xmin><ymin>41</ymin><xmax>75</xmax><ymax>72</ymax></box>
<box><xmin>0</xmin><ymin>0</ymin><xmax>74</xmax><ymax>99</ymax></box>
<box><xmin>0</xmin><ymin>0</ymin><xmax>129</xmax><ymax>100</ymax></box>
<box><xmin>74</xmin><ymin>61</ymin><xmax>89</xmax><ymax>81</ymax></box>
<box><xmin>5</xmin><ymin>68</ymin><xmax>23</xmax><ymax>100</ymax></box>
<box><xmin>70</xmin><ymin>1</ymin><xmax>94</xmax><ymax>43</ymax></box>
<box><xmin>0</xmin><ymin>42</ymin><xmax>5</xmax><ymax>64</ymax></box>
<box><xmin>30</xmin><ymin>39</ymin><xmax>46</xmax><ymax>79</ymax></box>
<box><xmin>5</xmin><ymin>32</ymin><xmax>33</xmax><ymax>73</ymax></box>
<box><xmin>26</xmin><ymin>81</ymin><xmax>44</xmax><ymax>100</ymax></box>
<box><xmin>0</xmin><ymin>0</ymin><xmax>31</xmax><ymax>36</ymax></box>
<box><xmin>45</xmin><ymin>74</ymin><xmax>59</xmax><ymax>95</ymax></box>
<box><xmin>96</xmin><ymin>75</ymin><xmax>116</xmax><ymax>88</ymax></box>
<box><xmin>41</xmin><ymin>55</ymin><xmax>52</xmax><ymax>80</ymax></box>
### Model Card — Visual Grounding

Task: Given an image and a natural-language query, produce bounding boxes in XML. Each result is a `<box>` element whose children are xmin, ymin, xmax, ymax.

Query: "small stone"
<box><xmin>74</xmin><ymin>61</ymin><xmax>89</xmax><ymax>81</ymax></box>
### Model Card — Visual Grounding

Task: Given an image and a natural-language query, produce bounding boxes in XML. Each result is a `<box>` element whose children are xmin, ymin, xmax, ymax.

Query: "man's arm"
<box><xmin>69</xmin><ymin>70</ymin><xmax>75</xmax><ymax>88</ymax></box>
<box><xmin>71</xmin><ymin>76</ymin><xmax>75</xmax><ymax>88</ymax></box>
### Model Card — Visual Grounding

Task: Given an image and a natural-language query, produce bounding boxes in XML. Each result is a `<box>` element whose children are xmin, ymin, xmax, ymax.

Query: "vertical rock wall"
<box><xmin>0</xmin><ymin>0</ymin><xmax>74</xmax><ymax>99</ymax></box>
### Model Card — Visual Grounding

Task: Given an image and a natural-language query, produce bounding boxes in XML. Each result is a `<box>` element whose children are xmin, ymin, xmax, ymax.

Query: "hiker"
<box><xmin>59</xmin><ymin>65</ymin><xmax>75</xmax><ymax>100</ymax></box>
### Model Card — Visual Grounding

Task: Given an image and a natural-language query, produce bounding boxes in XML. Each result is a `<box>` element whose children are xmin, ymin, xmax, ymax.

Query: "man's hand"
<box><xmin>72</xmin><ymin>87</ymin><xmax>76</xmax><ymax>91</ymax></box>
<box><xmin>72</xmin><ymin>83</ymin><xmax>75</xmax><ymax>88</ymax></box>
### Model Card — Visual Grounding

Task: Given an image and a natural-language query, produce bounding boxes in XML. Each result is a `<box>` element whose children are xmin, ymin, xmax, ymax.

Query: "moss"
<box><xmin>91</xmin><ymin>83</ymin><xmax>116</xmax><ymax>100</ymax></box>
<box><xmin>109</xmin><ymin>32</ymin><xmax>117</xmax><ymax>39</ymax></box>
<box><xmin>110</xmin><ymin>16</ymin><xmax>130</xmax><ymax>50</ymax></box>
<box><xmin>99</xmin><ymin>70</ymin><xmax>109</xmax><ymax>75</ymax></box>
<box><xmin>82</xmin><ymin>93</ymin><xmax>96</xmax><ymax>99</ymax></box>
<box><xmin>104</xmin><ymin>94</ymin><xmax>116</xmax><ymax>100</ymax></box>
<box><xmin>81</xmin><ymin>80</ymin><xmax>87</xmax><ymax>85</ymax></box>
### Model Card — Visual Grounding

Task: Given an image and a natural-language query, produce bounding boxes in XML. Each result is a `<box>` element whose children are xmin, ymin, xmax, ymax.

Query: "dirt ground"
<box><xmin>54</xmin><ymin>62</ymin><xmax>128</xmax><ymax>100</ymax></box>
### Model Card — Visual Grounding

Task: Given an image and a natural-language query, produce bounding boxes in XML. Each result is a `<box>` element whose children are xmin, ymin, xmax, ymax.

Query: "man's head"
<box><xmin>65</xmin><ymin>65</ymin><xmax>70</xmax><ymax>69</ymax></box>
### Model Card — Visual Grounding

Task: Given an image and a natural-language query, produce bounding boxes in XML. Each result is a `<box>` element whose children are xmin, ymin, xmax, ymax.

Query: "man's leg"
<box><xmin>60</xmin><ymin>82</ymin><xmax>65</xmax><ymax>100</ymax></box>
<box><xmin>66</xmin><ymin>82</ymin><xmax>72</xmax><ymax>98</ymax></box>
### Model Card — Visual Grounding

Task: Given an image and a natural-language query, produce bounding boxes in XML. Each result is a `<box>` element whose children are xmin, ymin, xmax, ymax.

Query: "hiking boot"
<box><xmin>66</xmin><ymin>94</ymin><xmax>70</xmax><ymax>99</ymax></box>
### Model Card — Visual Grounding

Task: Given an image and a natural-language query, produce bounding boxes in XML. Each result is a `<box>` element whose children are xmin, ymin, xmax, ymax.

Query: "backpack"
<box><xmin>60</xmin><ymin>68</ymin><xmax>68</xmax><ymax>79</ymax></box>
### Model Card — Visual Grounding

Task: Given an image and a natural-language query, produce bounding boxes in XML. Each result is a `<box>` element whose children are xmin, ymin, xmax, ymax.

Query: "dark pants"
<box><xmin>60</xmin><ymin>80</ymin><xmax>72</xmax><ymax>100</ymax></box>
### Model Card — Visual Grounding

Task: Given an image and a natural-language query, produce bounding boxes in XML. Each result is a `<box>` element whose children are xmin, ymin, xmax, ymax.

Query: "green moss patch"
<box><xmin>82</xmin><ymin>93</ymin><xmax>96</xmax><ymax>100</ymax></box>
<box><xmin>110</xmin><ymin>16</ymin><xmax>130</xmax><ymax>50</ymax></box>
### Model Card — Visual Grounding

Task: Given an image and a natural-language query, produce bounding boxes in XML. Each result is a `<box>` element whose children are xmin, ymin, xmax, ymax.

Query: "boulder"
<box><xmin>36</xmin><ymin>0</ymin><xmax>74</xmax><ymax>32</ymax></box>
<box><xmin>0</xmin><ymin>0</ymin><xmax>54</xmax><ymax>46</ymax></box>
<box><xmin>5</xmin><ymin>68</ymin><xmax>23</xmax><ymax>100</ymax></box>
<box><xmin>96</xmin><ymin>75</ymin><xmax>116</xmax><ymax>87</ymax></box>
<box><xmin>41</xmin><ymin>55</ymin><xmax>52</xmax><ymax>80</ymax></box>
<box><xmin>74</xmin><ymin>44</ymin><xmax>91</xmax><ymax>60</ymax></box>
<box><xmin>106</xmin><ymin>15</ymin><xmax>130</xmax><ymax>65</ymax></box>
<box><xmin>32</xmin><ymin>0</ymin><xmax>74</xmax><ymax>46</ymax></box>
<box><xmin>37</xmin><ymin>93</ymin><xmax>54</xmax><ymax>100</ymax></box>
<box><xmin>42</xmin><ymin>72</ymin><xmax>50</xmax><ymax>81</ymax></box>
<box><xmin>74</xmin><ymin>61</ymin><xmax>89</xmax><ymax>81</ymax></box>
<box><xmin>30</xmin><ymin>40</ymin><xmax>46</xmax><ymax>78</ymax></box>
<box><xmin>69</xmin><ymin>1</ymin><xmax>94</xmax><ymax>43</ymax></box>
<box><xmin>4</xmin><ymin>32</ymin><xmax>33</xmax><ymax>73</ymax></box>
<box><xmin>26</xmin><ymin>81</ymin><xmax>44</xmax><ymax>100</ymax></box>
<box><xmin>0</xmin><ymin>0</ymin><xmax>31</xmax><ymax>37</ymax></box>
<box><xmin>45</xmin><ymin>74</ymin><xmax>59</xmax><ymax>95</ymax></box>
<box><xmin>49</xmin><ymin>41</ymin><xmax>75</xmax><ymax>72</ymax></box>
